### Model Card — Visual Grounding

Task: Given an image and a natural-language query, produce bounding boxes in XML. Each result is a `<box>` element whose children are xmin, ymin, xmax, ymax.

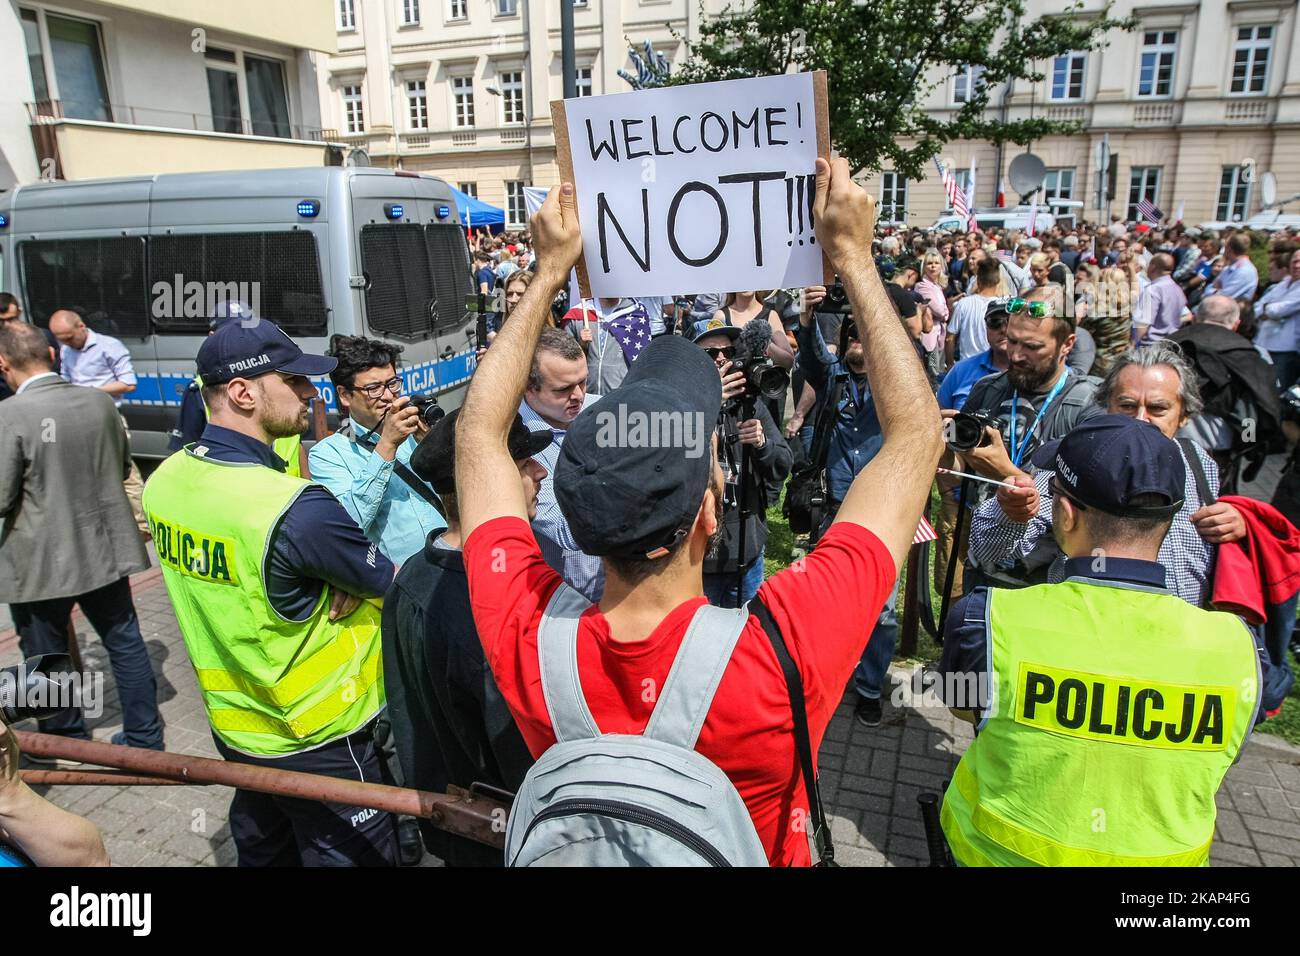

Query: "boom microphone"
<box><xmin>737</xmin><ymin>317</ymin><xmax>773</xmax><ymax>364</ymax></box>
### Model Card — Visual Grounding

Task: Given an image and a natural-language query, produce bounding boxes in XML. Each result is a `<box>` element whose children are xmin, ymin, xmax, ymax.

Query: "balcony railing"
<box><xmin>1225</xmin><ymin>99</ymin><xmax>1270</xmax><ymax>123</ymax></box>
<box><xmin>26</xmin><ymin>99</ymin><xmax>337</xmax><ymax>143</ymax></box>
<box><xmin>1133</xmin><ymin>101</ymin><xmax>1177</xmax><ymax>125</ymax></box>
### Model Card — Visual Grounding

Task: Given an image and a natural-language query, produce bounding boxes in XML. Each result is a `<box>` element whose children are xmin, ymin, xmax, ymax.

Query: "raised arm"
<box><xmin>457</xmin><ymin>185</ymin><xmax>583</xmax><ymax>539</ymax></box>
<box><xmin>814</xmin><ymin>158</ymin><xmax>943</xmax><ymax>571</ymax></box>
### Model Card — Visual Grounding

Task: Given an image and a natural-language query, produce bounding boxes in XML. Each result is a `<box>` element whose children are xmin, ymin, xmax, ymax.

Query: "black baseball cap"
<box><xmin>886</xmin><ymin>283</ymin><xmax>917</xmax><ymax>319</ymax></box>
<box><xmin>410</xmin><ymin>407</ymin><xmax>552</xmax><ymax>495</ymax></box>
<box><xmin>1031</xmin><ymin>414</ymin><xmax>1186</xmax><ymax>518</ymax></box>
<box><xmin>555</xmin><ymin>335</ymin><xmax>721</xmax><ymax>559</ymax></box>
<box><xmin>196</xmin><ymin>319</ymin><xmax>337</xmax><ymax>385</ymax></box>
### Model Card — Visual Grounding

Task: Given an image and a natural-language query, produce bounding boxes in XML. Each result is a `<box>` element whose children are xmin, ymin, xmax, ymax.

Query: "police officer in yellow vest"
<box><xmin>938</xmin><ymin>415</ymin><xmax>1267</xmax><ymax>866</ymax></box>
<box><xmin>166</xmin><ymin>302</ymin><xmax>303</xmax><ymax>476</ymax></box>
<box><xmin>142</xmin><ymin>319</ymin><xmax>398</xmax><ymax>866</ymax></box>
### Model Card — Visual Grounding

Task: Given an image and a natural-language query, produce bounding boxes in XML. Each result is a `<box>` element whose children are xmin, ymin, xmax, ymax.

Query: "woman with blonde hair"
<box><xmin>915</xmin><ymin>251</ymin><xmax>950</xmax><ymax>376</ymax></box>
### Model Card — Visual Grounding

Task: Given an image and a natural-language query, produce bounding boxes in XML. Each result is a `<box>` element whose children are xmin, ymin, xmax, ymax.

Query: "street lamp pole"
<box><xmin>561</xmin><ymin>0</ymin><xmax>576</xmax><ymax>100</ymax></box>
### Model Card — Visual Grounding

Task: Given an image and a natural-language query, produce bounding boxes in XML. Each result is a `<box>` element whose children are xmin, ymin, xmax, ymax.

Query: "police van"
<box><xmin>0</xmin><ymin>167</ymin><xmax>476</xmax><ymax>459</ymax></box>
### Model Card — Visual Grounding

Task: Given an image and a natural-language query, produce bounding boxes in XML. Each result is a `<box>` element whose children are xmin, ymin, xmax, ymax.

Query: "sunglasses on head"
<box><xmin>1004</xmin><ymin>297</ymin><xmax>1051</xmax><ymax>318</ymax></box>
<box><xmin>704</xmin><ymin>346</ymin><xmax>736</xmax><ymax>361</ymax></box>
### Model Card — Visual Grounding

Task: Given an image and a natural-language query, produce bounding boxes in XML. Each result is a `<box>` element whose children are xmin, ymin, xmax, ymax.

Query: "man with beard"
<box><xmin>142</xmin><ymin>320</ymin><xmax>399</xmax><ymax>867</ymax></box>
<box><xmin>953</xmin><ymin>285</ymin><xmax>1103</xmax><ymax>588</ymax></box>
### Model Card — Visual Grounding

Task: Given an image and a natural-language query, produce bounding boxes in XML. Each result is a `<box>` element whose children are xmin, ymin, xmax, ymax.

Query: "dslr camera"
<box><xmin>731</xmin><ymin>355</ymin><xmax>789</xmax><ymax>408</ymax></box>
<box><xmin>946</xmin><ymin>411</ymin><xmax>1006</xmax><ymax>453</ymax></box>
<box><xmin>408</xmin><ymin>393</ymin><xmax>445</xmax><ymax>427</ymax></box>
<box><xmin>821</xmin><ymin>281</ymin><xmax>853</xmax><ymax>315</ymax></box>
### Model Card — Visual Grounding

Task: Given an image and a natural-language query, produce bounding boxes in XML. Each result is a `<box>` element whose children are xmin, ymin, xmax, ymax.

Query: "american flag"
<box><xmin>1137</xmin><ymin>199</ymin><xmax>1164</xmax><ymax>224</ymax></box>
<box><xmin>933</xmin><ymin>157</ymin><xmax>969</xmax><ymax>223</ymax></box>
<box><xmin>913</xmin><ymin>516</ymin><xmax>937</xmax><ymax>546</ymax></box>
<box><xmin>605</xmin><ymin>309</ymin><xmax>653</xmax><ymax>365</ymax></box>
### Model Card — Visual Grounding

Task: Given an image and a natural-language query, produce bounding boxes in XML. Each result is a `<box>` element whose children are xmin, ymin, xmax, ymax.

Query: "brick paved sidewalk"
<box><xmin>3</xmin><ymin>567</ymin><xmax>1299</xmax><ymax>867</ymax></box>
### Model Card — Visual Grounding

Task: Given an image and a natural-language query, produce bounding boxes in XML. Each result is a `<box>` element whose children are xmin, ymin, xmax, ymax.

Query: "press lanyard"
<box><xmin>1007</xmin><ymin>372</ymin><xmax>1069</xmax><ymax>468</ymax></box>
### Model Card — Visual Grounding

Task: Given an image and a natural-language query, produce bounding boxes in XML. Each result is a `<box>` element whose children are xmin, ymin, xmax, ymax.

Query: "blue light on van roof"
<box><xmin>0</xmin><ymin>213</ymin><xmax>8</xmax><ymax>228</ymax></box>
<box><xmin>436</xmin><ymin>205</ymin><xmax>450</xmax><ymax>220</ymax></box>
<box><xmin>297</xmin><ymin>200</ymin><xmax>320</xmax><ymax>218</ymax></box>
<box><xmin>384</xmin><ymin>203</ymin><xmax>404</xmax><ymax>220</ymax></box>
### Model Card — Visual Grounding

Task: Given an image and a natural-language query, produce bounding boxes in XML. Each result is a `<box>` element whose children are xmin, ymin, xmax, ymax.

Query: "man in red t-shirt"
<box><xmin>455</xmin><ymin>160</ymin><xmax>943</xmax><ymax>865</ymax></box>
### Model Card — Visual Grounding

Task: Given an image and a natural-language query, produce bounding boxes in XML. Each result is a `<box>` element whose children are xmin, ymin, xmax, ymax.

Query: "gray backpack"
<box><xmin>505</xmin><ymin>585</ymin><xmax>783</xmax><ymax>867</ymax></box>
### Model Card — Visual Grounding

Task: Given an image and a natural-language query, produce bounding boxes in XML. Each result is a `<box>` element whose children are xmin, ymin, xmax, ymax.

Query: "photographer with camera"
<box><xmin>693</xmin><ymin>318</ymin><xmax>792</xmax><ymax>607</ymax></box>
<box><xmin>946</xmin><ymin>286</ymin><xmax>1102</xmax><ymax>592</ymax></box>
<box><xmin>792</xmin><ymin>277</ymin><xmax>924</xmax><ymax>727</ymax></box>
<box><xmin>309</xmin><ymin>335</ymin><xmax>446</xmax><ymax>565</ymax></box>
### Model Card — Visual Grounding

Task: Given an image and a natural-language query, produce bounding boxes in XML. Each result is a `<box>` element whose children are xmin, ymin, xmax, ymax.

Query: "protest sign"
<box><xmin>552</xmin><ymin>71</ymin><xmax>829</xmax><ymax>299</ymax></box>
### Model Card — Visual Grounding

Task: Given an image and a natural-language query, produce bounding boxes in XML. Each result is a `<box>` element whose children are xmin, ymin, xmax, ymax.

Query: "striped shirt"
<box><xmin>519</xmin><ymin>394</ymin><xmax>605</xmax><ymax>601</ymax></box>
<box><xmin>968</xmin><ymin>439</ymin><xmax>1217</xmax><ymax>606</ymax></box>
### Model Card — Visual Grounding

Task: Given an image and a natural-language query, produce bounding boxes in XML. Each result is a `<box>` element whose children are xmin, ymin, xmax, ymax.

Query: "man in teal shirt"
<box><xmin>309</xmin><ymin>336</ymin><xmax>446</xmax><ymax>564</ymax></box>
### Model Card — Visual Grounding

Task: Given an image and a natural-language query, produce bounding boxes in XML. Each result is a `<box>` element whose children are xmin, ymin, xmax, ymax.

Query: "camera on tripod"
<box><xmin>946</xmin><ymin>411</ymin><xmax>1006</xmax><ymax>453</ymax></box>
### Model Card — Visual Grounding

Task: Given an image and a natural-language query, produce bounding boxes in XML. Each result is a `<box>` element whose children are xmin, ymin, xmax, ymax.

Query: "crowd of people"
<box><xmin>2</xmin><ymin>170</ymin><xmax>1300</xmax><ymax>868</ymax></box>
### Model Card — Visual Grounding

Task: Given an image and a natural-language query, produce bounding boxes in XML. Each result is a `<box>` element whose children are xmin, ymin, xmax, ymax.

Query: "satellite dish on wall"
<box><xmin>1261</xmin><ymin>171</ymin><xmax>1278</xmax><ymax>207</ymax></box>
<box><xmin>1008</xmin><ymin>152</ymin><xmax>1047</xmax><ymax>200</ymax></box>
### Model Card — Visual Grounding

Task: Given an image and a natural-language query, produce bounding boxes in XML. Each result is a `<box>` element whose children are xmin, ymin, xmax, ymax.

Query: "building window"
<box><xmin>952</xmin><ymin>65</ymin><xmax>985</xmax><ymax>104</ymax></box>
<box><xmin>1231</xmin><ymin>25</ymin><xmax>1272</xmax><ymax>95</ymax></box>
<box><xmin>499</xmin><ymin>71</ymin><xmax>524</xmax><ymax>124</ymax></box>
<box><xmin>1051</xmin><ymin>52</ymin><xmax>1085</xmax><ymax>101</ymax></box>
<box><xmin>22</xmin><ymin>9</ymin><xmax>111</xmax><ymax>122</ymax></box>
<box><xmin>575</xmin><ymin>66</ymin><xmax>593</xmax><ymax>97</ymax></box>
<box><xmin>458</xmin><ymin>182</ymin><xmax>478</xmax><ymax>198</ymax></box>
<box><xmin>244</xmin><ymin>55</ymin><xmax>291</xmax><ymax>138</ymax></box>
<box><xmin>343</xmin><ymin>84</ymin><xmax>364</xmax><ymax>134</ymax></box>
<box><xmin>1043</xmin><ymin>168</ymin><xmax>1075</xmax><ymax>201</ymax></box>
<box><xmin>506</xmin><ymin>181</ymin><xmax>526</xmax><ymax>226</ymax></box>
<box><xmin>448</xmin><ymin>0</ymin><xmax>467</xmax><ymax>19</ymax></box>
<box><xmin>1127</xmin><ymin>167</ymin><xmax>1161</xmax><ymax>222</ymax></box>
<box><xmin>401</xmin><ymin>0</ymin><xmax>420</xmax><ymax>25</ymax></box>
<box><xmin>452</xmin><ymin>75</ymin><xmax>475</xmax><ymax>127</ymax></box>
<box><xmin>406</xmin><ymin>80</ymin><xmax>427</xmax><ymax>129</ymax></box>
<box><xmin>205</xmin><ymin>48</ymin><xmax>241</xmax><ymax>134</ymax></box>
<box><xmin>1217</xmin><ymin>166</ymin><xmax>1251</xmax><ymax>221</ymax></box>
<box><xmin>496</xmin><ymin>0</ymin><xmax>518</xmax><ymax>16</ymax></box>
<box><xmin>338</xmin><ymin>0</ymin><xmax>356</xmax><ymax>30</ymax></box>
<box><xmin>1138</xmin><ymin>30</ymin><xmax>1177</xmax><ymax>97</ymax></box>
<box><xmin>880</xmin><ymin>172</ymin><xmax>907</xmax><ymax>222</ymax></box>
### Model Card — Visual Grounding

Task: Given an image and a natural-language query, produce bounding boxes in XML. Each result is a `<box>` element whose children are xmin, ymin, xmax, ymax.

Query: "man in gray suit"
<box><xmin>0</xmin><ymin>322</ymin><xmax>162</xmax><ymax>750</ymax></box>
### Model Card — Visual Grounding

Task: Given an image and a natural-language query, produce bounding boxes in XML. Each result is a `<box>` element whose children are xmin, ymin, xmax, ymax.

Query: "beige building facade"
<box><xmin>2</xmin><ymin>0</ymin><xmax>340</xmax><ymax>187</ymax></box>
<box><xmin>317</xmin><ymin>0</ymin><xmax>729</xmax><ymax>226</ymax></box>
<box><xmin>857</xmin><ymin>0</ymin><xmax>1300</xmax><ymax>229</ymax></box>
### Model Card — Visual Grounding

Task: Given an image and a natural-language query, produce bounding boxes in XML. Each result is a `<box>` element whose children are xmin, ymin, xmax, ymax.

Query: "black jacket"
<box><xmin>382</xmin><ymin>532</ymin><xmax>533</xmax><ymax>866</ymax></box>
<box><xmin>704</xmin><ymin>399</ymin><xmax>792</xmax><ymax>573</ymax></box>
<box><xmin>1170</xmin><ymin>322</ymin><xmax>1283</xmax><ymax>469</ymax></box>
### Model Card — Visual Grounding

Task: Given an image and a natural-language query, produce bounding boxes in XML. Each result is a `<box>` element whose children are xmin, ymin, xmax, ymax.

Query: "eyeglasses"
<box><xmin>703</xmin><ymin>346</ymin><xmax>736</xmax><ymax>361</ymax></box>
<box><xmin>1004</xmin><ymin>297</ymin><xmax>1052</xmax><ymax>318</ymax></box>
<box><xmin>350</xmin><ymin>376</ymin><xmax>403</xmax><ymax>399</ymax></box>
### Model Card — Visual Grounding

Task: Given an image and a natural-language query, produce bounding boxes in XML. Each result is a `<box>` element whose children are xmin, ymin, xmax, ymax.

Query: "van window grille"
<box><xmin>148</xmin><ymin>231</ymin><xmax>327</xmax><ymax>336</ymax></box>
<box><xmin>360</xmin><ymin>223</ymin><xmax>435</xmax><ymax>337</ymax></box>
<box><xmin>424</xmin><ymin>223</ymin><xmax>473</xmax><ymax>332</ymax></box>
<box><xmin>19</xmin><ymin>237</ymin><xmax>149</xmax><ymax>338</ymax></box>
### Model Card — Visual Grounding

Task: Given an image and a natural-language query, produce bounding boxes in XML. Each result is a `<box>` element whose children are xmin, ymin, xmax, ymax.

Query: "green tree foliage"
<box><xmin>671</xmin><ymin>0</ymin><xmax>1136</xmax><ymax>180</ymax></box>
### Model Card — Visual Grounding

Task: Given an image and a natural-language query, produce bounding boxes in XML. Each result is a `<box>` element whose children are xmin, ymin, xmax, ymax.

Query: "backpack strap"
<box><xmin>748</xmin><ymin>596</ymin><xmax>837</xmax><ymax>866</ymax></box>
<box><xmin>536</xmin><ymin>583</ymin><xmax>602</xmax><ymax>742</ymax></box>
<box><xmin>1177</xmin><ymin>437</ymin><xmax>1217</xmax><ymax>506</ymax></box>
<box><xmin>641</xmin><ymin>604</ymin><xmax>749</xmax><ymax>750</ymax></box>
